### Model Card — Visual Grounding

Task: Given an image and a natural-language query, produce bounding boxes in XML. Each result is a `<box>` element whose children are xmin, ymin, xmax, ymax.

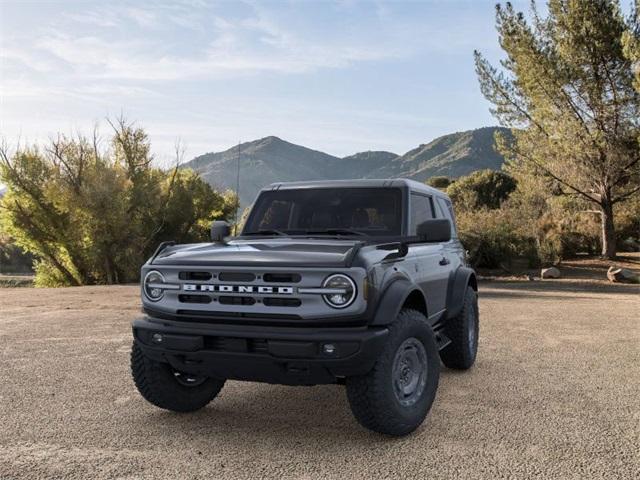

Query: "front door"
<box><xmin>408</xmin><ymin>192</ymin><xmax>451</xmax><ymax>319</ymax></box>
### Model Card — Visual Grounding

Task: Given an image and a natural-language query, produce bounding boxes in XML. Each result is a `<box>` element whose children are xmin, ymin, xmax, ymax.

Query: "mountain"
<box><xmin>183</xmin><ymin>127</ymin><xmax>509</xmax><ymax>205</ymax></box>
<box><xmin>339</xmin><ymin>151</ymin><xmax>399</xmax><ymax>177</ymax></box>
<box><xmin>371</xmin><ymin>127</ymin><xmax>511</xmax><ymax>181</ymax></box>
<box><xmin>184</xmin><ymin>136</ymin><xmax>341</xmax><ymax>205</ymax></box>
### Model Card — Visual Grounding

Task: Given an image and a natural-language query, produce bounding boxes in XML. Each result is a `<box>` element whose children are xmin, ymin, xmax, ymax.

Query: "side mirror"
<box><xmin>211</xmin><ymin>221</ymin><xmax>231</xmax><ymax>243</ymax></box>
<box><xmin>416</xmin><ymin>219</ymin><xmax>451</xmax><ymax>243</ymax></box>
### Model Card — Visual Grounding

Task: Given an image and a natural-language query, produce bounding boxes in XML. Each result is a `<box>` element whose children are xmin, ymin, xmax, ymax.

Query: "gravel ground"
<box><xmin>0</xmin><ymin>281</ymin><xmax>638</xmax><ymax>479</ymax></box>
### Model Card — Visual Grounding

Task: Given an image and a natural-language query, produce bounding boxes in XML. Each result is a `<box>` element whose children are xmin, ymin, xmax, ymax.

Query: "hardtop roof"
<box><xmin>265</xmin><ymin>178</ymin><xmax>449</xmax><ymax>200</ymax></box>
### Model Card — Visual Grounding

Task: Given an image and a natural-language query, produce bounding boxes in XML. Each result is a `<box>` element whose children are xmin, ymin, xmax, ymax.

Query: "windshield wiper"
<box><xmin>304</xmin><ymin>228</ymin><xmax>366</xmax><ymax>237</ymax></box>
<box><xmin>242</xmin><ymin>229</ymin><xmax>288</xmax><ymax>236</ymax></box>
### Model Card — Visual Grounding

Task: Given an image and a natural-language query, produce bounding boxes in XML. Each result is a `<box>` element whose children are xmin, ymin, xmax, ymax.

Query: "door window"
<box><xmin>409</xmin><ymin>193</ymin><xmax>434</xmax><ymax>235</ymax></box>
<box><xmin>437</xmin><ymin>198</ymin><xmax>458</xmax><ymax>238</ymax></box>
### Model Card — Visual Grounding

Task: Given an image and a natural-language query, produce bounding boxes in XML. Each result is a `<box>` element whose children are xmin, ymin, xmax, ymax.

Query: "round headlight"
<box><xmin>143</xmin><ymin>270</ymin><xmax>165</xmax><ymax>302</ymax></box>
<box><xmin>322</xmin><ymin>274</ymin><xmax>356</xmax><ymax>309</ymax></box>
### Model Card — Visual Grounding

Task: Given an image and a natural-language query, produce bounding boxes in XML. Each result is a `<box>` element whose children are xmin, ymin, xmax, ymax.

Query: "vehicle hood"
<box><xmin>150</xmin><ymin>238</ymin><xmax>363</xmax><ymax>268</ymax></box>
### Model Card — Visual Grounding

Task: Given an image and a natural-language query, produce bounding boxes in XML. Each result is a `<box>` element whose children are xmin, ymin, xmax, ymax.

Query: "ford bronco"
<box><xmin>131</xmin><ymin>179</ymin><xmax>479</xmax><ymax>436</ymax></box>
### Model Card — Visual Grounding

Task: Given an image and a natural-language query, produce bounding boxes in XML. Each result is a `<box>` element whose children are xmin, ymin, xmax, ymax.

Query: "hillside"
<box><xmin>184</xmin><ymin>136</ymin><xmax>341</xmax><ymax>205</ymax></box>
<box><xmin>369</xmin><ymin>127</ymin><xmax>511</xmax><ymax>181</ymax></box>
<box><xmin>183</xmin><ymin>127</ymin><xmax>509</xmax><ymax>205</ymax></box>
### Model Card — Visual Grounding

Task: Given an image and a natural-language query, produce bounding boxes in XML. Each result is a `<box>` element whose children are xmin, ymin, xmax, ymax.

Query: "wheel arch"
<box><xmin>371</xmin><ymin>278</ymin><xmax>428</xmax><ymax>326</ymax></box>
<box><xmin>446</xmin><ymin>266</ymin><xmax>477</xmax><ymax>320</ymax></box>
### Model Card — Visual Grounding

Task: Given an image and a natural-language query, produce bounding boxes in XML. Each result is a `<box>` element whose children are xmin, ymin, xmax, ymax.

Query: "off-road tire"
<box><xmin>440</xmin><ymin>286</ymin><xmax>479</xmax><ymax>370</ymax></box>
<box><xmin>345</xmin><ymin>309</ymin><xmax>440</xmax><ymax>436</ymax></box>
<box><xmin>131</xmin><ymin>342</ymin><xmax>225</xmax><ymax>412</ymax></box>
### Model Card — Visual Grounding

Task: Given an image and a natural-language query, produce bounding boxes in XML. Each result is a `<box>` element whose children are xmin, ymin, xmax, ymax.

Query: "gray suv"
<box><xmin>131</xmin><ymin>179</ymin><xmax>479</xmax><ymax>436</ymax></box>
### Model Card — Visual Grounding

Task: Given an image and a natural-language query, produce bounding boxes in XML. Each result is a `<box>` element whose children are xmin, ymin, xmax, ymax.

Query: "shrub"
<box><xmin>426</xmin><ymin>176</ymin><xmax>451</xmax><ymax>189</ymax></box>
<box><xmin>456</xmin><ymin>208</ymin><xmax>539</xmax><ymax>269</ymax></box>
<box><xmin>0</xmin><ymin>120</ymin><xmax>236</xmax><ymax>286</ymax></box>
<box><xmin>447</xmin><ymin>170</ymin><xmax>516</xmax><ymax>210</ymax></box>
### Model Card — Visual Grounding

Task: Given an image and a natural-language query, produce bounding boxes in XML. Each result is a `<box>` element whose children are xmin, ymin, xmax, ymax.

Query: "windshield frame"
<box><xmin>240</xmin><ymin>186</ymin><xmax>408</xmax><ymax>238</ymax></box>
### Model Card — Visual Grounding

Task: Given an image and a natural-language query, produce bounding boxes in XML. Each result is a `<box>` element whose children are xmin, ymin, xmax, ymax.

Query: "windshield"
<box><xmin>243</xmin><ymin>187</ymin><xmax>403</xmax><ymax>237</ymax></box>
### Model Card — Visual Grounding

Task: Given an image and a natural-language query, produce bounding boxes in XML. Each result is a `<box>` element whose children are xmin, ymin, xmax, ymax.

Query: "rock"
<box><xmin>607</xmin><ymin>267</ymin><xmax>638</xmax><ymax>283</ymax></box>
<box><xmin>541</xmin><ymin>267</ymin><xmax>561</xmax><ymax>279</ymax></box>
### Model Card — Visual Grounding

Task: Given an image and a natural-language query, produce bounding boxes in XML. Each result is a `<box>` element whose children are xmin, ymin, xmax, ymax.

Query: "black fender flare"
<box><xmin>371</xmin><ymin>277</ymin><xmax>426</xmax><ymax>326</ymax></box>
<box><xmin>445</xmin><ymin>266</ymin><xmax>477</xmax><ymax>320</ymax></box>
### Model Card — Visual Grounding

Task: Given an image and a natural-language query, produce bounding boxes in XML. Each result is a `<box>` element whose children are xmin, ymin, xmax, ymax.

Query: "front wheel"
<box><xmin>131</xmin><ymin>342</ymin><xmax>225</xmax><ymax>412</ymax></box>
<box><xmin>345</xmin><ymin>309</ymin><xmax>440</xmax><ymax>436</ymax></box>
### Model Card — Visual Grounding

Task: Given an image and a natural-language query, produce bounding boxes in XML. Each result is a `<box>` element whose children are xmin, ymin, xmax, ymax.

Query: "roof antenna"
<box><xmin>234</xmin><ymin>141</ymin><xmax>241</xmax><ymax>235</ymax></box>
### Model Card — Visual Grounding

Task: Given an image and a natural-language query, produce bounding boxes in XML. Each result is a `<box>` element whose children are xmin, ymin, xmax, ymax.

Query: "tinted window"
<box><xmin>244</xmin><ymin>188</ymin><xmax>402</xmax><ymax>236</ymax></box>
<box><xmin>409</xmin><ymin>193</ymin><xmax>434</xmax><ymax>235</ymax></box>
<box><xmin>437</xmin><ymin>197</ymin><xmax>457</xmax><ymax>238</ymax></box>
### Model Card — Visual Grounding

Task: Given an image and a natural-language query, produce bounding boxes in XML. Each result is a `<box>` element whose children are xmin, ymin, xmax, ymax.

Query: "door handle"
<box><xmin>439</xmin><ymin>257</ymin><xmax>450</xmax><ymax>266</ymax></box>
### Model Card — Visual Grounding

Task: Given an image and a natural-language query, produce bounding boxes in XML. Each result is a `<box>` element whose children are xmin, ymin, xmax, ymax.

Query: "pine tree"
<box><xmin>475</xmin><ymin>0</ymin><xmax>640</xmax><ymax>258</ymax></box>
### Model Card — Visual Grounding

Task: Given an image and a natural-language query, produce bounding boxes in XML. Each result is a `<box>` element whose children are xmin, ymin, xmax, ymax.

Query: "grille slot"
<box><xmin>219</xmin><ymin>272</ymin><xmax>256</xmax><ymax>282</ymax></box>
<box><xmin>175</xmin><ymin>310</ymin><xmax>301</xmax><ymax>320</ymax></box>
<box><xmin>250</xmin><ymin>339</ymin><xmax>269</xmax><ymax>353</ymax></box>
<box><xmin>219</xmin><ymin>296</ymin><xmax>256</xmax><ymax>306</ymax></box>
<box><xmin>263</xmin><ymin>297</ymin><xmax>301</xmax><ymax>307</ymax></box>
<box><xmin>263</xmin><ymin>273</ymin><xmax>301</xmax><ymax>283</ymax></box>
<box><xmin>203</xmin><ymin>337</ymin><xmax>269</xmax><ymax>354</ymax></box>
<box><xmin>179</xmin><ymin>271</ymin><xmax>212</xmax><ymax>281</ymax></box>
<box><xmin>178</xmin><ymin>294</ymin><xmax>212</xmax><ymax>304</ymax></box>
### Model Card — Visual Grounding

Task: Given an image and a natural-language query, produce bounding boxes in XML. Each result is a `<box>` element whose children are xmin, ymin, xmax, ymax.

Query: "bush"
<box><xmin>426</xmin><ymin>176</ymin><xmax>451</xmax><ymax>189</ymax></box>
<box><xmin>0</xmin><ymin>120</ymin><xmax>236</xmax><ymax>286</ymax></box>
<box><xmin>447</xmin><ymin>170</ymin><xmax>516</xmax><ymax>210</ymax></box>
<box><xmin>456</xmin><ymin>208</ymin><xmax>539</xmax><ymax>269</ymax></box>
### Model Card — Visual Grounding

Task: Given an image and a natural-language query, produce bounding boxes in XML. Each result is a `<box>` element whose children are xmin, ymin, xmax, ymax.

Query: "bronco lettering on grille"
<box><xmin>182</xmin><ymin>284</ymin><xmax>294</xmax><ymax>295</ymax></box>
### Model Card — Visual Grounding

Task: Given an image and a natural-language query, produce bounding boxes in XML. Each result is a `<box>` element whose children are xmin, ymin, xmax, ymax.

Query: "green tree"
<box><xmin>623</xmin><ymin>1</ymin><xmax>640</xmax><ymax>91</ymax></box>
<box><xmin>447</xmin><ymin>169</ymin><xmax>516</xmax><ymax>210</ymax></box>
<box><xmin>475</xmin><ymin>0</ymin><xmax>640</xmax><ymax>258</ymax></box>
<box><xmin>0</xmin><ymin>120</ymin><xmax>235</xmax><ymax>286</ymax></box>
<box><xmin>426</xmin><ymin>176</ymin><xmax>451</xmax><ymax>190</ymax></box>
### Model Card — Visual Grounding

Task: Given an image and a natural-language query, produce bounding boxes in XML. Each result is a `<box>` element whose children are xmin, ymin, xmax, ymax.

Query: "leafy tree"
<box><xmin>623</xmin><ymin>1</ymin><xmax>640</xmax><ymax>91</ymax></box>
<box><xmin>0</xmin><ymin>120</ymin><xmax>235</xmax><ymax>286</ymax></box>
<box><xmin>447</xmin><ymin>169</ymin><xmax>516</xmax><ymax>210</ymax></box>
<box><xmin>475</xmin><ymin>0</ymin><xmax>640</xmax><ymax>258</ymax></box>
<box><xmin>426</xmin><ymin>176</ymin><xmax>451</xmax><ymax>189</ymax></box>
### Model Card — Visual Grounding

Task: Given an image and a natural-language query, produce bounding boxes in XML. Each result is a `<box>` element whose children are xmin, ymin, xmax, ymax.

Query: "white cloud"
<box><xmin>0</xmin><ymin>0</ymin><xmax>498</xmax><ymax>161</ymax></box>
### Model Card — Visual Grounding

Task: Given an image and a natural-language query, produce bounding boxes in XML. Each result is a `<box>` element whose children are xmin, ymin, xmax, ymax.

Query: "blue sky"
<box><xmin>0</xmin><ymin>0</ymin><xmax>527</xmax><ymax>166</ymax></box>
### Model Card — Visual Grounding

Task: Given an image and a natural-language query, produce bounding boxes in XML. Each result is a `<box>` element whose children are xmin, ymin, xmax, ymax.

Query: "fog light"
<box><xmin>152</xmin><ymin>333</ymin><xmax>163</xmax><ymax>344</ymax></box>
<box><xmin>323</xmin><ymin>343</ymin><xmax>336</xmax><ymax>355</ymax></box>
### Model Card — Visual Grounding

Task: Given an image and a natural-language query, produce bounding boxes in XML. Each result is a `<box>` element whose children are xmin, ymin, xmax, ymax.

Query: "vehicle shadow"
<box><xmin>129</xmin><ymin>383</ymin><xmax>404</xmax><ymax>447</ymax></box>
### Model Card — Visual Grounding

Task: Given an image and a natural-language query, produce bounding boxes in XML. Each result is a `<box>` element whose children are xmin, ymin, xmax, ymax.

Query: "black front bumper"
<box><xmin>132</xmin><ymin>316</ymin><xmax>388</xmax><ymax>385</ymax></box>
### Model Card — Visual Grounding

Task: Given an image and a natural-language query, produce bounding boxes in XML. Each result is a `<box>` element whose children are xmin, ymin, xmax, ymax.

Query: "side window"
<box><xmin>409</xmin><ymin>193</ymin><xmax>434</xmax><ymax>235</ymax></box>
<box><xmin>437</xmin><ymin>198</ymin><xmax>457</xmax><ymax>238</ymax></box>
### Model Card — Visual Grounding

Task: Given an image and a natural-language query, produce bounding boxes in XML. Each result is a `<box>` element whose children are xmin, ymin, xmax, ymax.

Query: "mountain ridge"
<box><xmin>183</xmin><ymin>126</ymin><xmax>511</xmax><ymax>205</ymax></box>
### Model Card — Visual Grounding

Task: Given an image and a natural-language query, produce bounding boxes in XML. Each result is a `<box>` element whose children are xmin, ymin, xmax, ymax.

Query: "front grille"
<box><xmin>263</xmin><ymin>273</ymin><xmax>301</xmax><ymax>283</ymax></box>
<box><xmin>219</xmin><ymin>296</ymin><xmax>256</xmax><ymax>306</ymax></box>
<box><xmin>179</xmin><ymin>294</ymin><xmax>212</xmax><ymax>304</ymax></box>
<box><xmin>179</xmin><ymin>271</ymin><xmax>212</xmax><ymax>281</ymax></box>
<box><xmin>219</xmin><ymin>272</ymin><xmax>256</xmax><ymax>282</ymax></box>
<box><xmin>263</xmin><ymin>297</ymin><xmax>301</xmax><ymax>307</ymax></box>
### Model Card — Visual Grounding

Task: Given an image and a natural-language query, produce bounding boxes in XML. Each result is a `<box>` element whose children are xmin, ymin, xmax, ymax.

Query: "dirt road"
<box><xmin>0</xmin><ymin>281</ymin><xmax>638</xmax><ymax>479</ymax></box>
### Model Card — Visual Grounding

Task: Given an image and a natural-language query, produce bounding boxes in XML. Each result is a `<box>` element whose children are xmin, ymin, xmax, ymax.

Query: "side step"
<box><xmin>435</xmin><ymin>332</ymin><xmax>452</xmax><ymax>351</ymax></box>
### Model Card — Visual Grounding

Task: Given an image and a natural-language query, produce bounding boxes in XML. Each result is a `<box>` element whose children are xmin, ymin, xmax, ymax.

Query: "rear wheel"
<box><xmin>131</xmin><ymin>342</ymin><xmax>225</xmax><ymax>412</ymax></box>
<box><xmin>440</xmin><ymin>286</ymin><xmax>479</xmax><ymax>370</ymax></box>
<box><xmin>345</xmin><ymin>309</ymin><xmax>440</xmax><ymax>436</ymax></box>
